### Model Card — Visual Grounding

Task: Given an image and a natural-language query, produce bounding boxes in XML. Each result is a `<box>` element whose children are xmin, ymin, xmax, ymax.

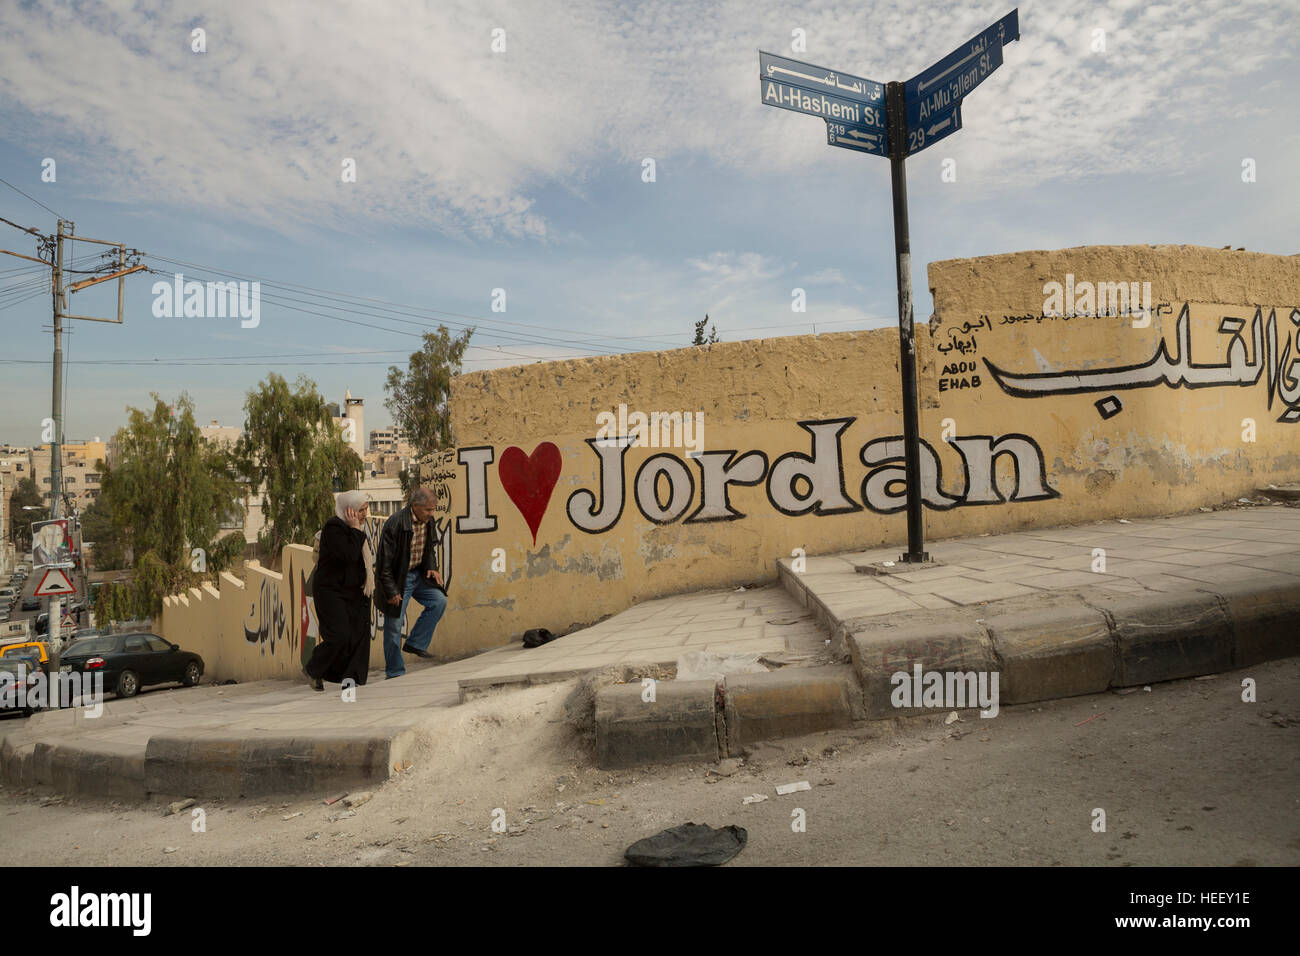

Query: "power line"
<box><xmin>0</xmin><ymin>179</ymin><xmax>61</xmax><ymax>219</ymax></box>
<box><xmin>143</xmin><ymin>263</ymin><xmax>648</xmax><ymax>356</ymax></box>
<box><xmin>144</xmin><ymin>253</ymin><xmax>675</xmax><ymax>351</ymax></box>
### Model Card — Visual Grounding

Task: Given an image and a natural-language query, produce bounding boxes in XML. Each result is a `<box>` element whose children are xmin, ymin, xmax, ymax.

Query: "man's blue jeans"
<box><xmin>382</xmin><ymin>570</ymin><xmax>446</xmax><ymax>678</ymax></box>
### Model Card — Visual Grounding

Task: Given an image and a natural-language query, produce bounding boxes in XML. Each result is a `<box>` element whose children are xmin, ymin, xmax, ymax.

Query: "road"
<box><xmin>0</xmin><ymin>655</ymin><xmax>1296</xmax><ymax>867</ymax></box>
<box><xmin>4</xmin><ymin>556</ymin><xmax>88</xmax><ymax>639</ymax></box>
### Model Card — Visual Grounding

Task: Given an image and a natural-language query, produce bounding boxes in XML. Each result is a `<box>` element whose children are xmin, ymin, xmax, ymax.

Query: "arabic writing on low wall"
<box><xmin>982</xmin><ymin>303</ymin><xmax>1300</xmax><ymax>424</ymax></box>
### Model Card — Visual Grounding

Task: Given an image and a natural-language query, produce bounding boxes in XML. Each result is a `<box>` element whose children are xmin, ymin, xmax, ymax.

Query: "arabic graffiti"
<box><xmin>983</xmin><ymin>304</ymin><xmax>1300</xmax><ymax>424</ymax></box>
<box><xmin>243</xmin><ymin>577</ymin><xmax>287</xmax><ymax>656</ymax></box>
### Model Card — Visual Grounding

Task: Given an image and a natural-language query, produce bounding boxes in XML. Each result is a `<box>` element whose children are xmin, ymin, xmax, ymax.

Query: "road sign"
<box><xmin>759</xmin><ymin>51</ymin><xmax>884</xmax><ymax>105</ymax></box>
<box><xmin>756</xmin><ymin>11</ymin><xmax>1020</xmax><ymax>563</ymax></box>
<box><xmin>904</xmin><ymin>9</ymin><xmax>1019</xmax><ymax>128</ymax></box>
<box><xmin>760</xmin><ymin>76</ymin><xmax>887</xmax><ymax>132</ymax></box>
<box><xmin>905</xmin><ymin>102</ymin><xmax>963</xmax><ymax>156</ymax></box>
<box><xmin>826</xmin><ymin>121</ymin><xmax>887</xmax><ymax>156</ymax></box>
<box><xmin>34</xmin><ymin>567</ymin><xmax>76</xmax><ymax>597</ymax></box>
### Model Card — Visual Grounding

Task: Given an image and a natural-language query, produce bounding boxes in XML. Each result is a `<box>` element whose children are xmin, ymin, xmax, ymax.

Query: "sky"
<box><xmin>1</xmin><ymin>0</ymin><xmax>1296</xmax><ymax>446</ymax></box>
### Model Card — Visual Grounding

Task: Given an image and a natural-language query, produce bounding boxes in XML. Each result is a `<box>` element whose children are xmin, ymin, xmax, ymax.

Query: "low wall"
<box><xmin>160</xmin><ymin>244</ymin><xmax>1300</xmax><ymax>680</ymax></box>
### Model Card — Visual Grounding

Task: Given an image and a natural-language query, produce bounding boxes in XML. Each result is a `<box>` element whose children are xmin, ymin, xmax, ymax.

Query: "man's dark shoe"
<box><xmin>402</xmin><ymin>643</ymin><xmax>434</xmax><ymax>659</ymax></box>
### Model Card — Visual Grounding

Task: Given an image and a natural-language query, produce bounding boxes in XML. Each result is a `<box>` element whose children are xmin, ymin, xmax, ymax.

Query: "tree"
<box><xmin>8</xmin><ymin>476</ymin><xmax>47</xmax><ymax>545</ymax></box>
<box><xmin>79</xmin><ymin>496</ymin><xmax>127</xmax><ymax>570</ymax></box>
<box><xmin>237</xmin><ymin>373</ymin><xmax>364</xmax><ymax>559</ymax></box>
<box><xmin>384</xmin><ymin>325</ymin><xmax>473</xmax><ymax>456</ymax></box>
<box><xmin>98</xmin><ymin>395</ymin><xmax>244</xmax><ymax>570</ymax></box>
<box><xmin>91</xmin><ymin>394</ymin><xmax>248</xmax><ymax>624</ymax></box>
<box><xmin>692</xmin><ymin>314</ymin><xmax>719</xmax><ymax>345</ymax></box>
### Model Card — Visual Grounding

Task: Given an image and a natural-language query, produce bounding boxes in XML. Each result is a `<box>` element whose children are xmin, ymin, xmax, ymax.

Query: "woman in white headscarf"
<box><xmin>302</xmin><ymin>490</ymin><xmax>375</xmax><ymax>691</ymax></box>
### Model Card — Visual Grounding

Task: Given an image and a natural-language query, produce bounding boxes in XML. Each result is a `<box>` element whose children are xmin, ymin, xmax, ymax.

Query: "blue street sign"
<box><xmin>759</xmin><ymin>51</ymin><xmax>884</xmax><ymax>106</ymax></box>
<box><xmin>826</xmin><ymin>121</ymin><xmax>887</xmax><ymax>157</ymax></box>
<box><xmin>760</xmin><ymin>77</ymin><xmax>887</xmax><ymax>131</ymax></box>
<box><xmin>904</xmin><ymin>9</ymin><xmax>1019</xmax><ymax>129</ymax></box>
<box><xmin>905</xmin><ymin>102</ymin><xmax>962</xmax><ymax>156</ymax></box>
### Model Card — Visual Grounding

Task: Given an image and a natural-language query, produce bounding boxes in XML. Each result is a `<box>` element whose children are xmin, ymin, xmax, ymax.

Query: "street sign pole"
<box><xmin>885</xmin><ymin>81</ymin><xmax>928</xmax><ymax>563</ymax></box>
<box><xmin>759</xmin><ymin>12</ymin><xmax>1017</xmax><ymax>566</ymax></box>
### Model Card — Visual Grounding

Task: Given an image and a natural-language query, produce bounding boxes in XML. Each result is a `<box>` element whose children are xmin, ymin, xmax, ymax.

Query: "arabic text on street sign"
<box><xmin>759</xmin><ymin>51</ymin><xmax>884</xmax><ymax>105</ymax></box>
<box><xmin>825</xmin><ymin>121</ymin><xmax>888</xmax><ymax>157</ymax></box>
<box><xmin>904</xmin><ymin>9</ymin><xmax>1019</xmax><ymax>129</ymax></box>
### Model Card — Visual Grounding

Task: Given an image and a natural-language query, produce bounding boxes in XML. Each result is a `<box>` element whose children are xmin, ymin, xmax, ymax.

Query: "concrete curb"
<box><xmin>592</xmin><ymin>666</ymin><xmax>861</xmax><ymax>768</ymax></box>
<box><xmin>594</xmin><ymin>680</ymin><xmax>719</xmax><ymax>769</ymax></box>
<box><xmin>0</xmin><ymin>724</ymin><xmax>413</xmax><ymax>801</ymax></box>
<box><xmin>591</xmin><ymin>567</ymin><xmax>1300</xmax><ymax>769</ymax></box>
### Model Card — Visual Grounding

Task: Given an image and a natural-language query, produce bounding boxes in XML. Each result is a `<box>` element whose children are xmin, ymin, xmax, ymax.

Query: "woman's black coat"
<box><xmin>305</xmin><ymin>516</ymin><xmax>372</xmax><ymax>685</ymax></box>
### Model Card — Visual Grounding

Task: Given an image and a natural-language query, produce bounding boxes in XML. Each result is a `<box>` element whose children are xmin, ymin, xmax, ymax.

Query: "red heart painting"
<box><xmin>499</xmin><ymin>442</ymin><xmax>562</xmax><ymax>545</ymax></box>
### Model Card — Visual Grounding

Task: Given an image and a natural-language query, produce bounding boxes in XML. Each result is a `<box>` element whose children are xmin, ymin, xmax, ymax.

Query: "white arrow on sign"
<box><xmin>34</xmin><ymin>567</ymin><xmax>76</xmax><ymax>597</ymax></box>
<box><xmin>928</xmin><ymin>116</ymin><xmax>954</xmax><ymax>135</ymax></box>
<box><xmin>847</xmin><ymin>130</ymin><xmax>881</xmax><ymax>142</ymax></box>
<box><xmin>918</xmin><ymin>42</ymin><xmax>986</xmax><ymax>93</ymax></box>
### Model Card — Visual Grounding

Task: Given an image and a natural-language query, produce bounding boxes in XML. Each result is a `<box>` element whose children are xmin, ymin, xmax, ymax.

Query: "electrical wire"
<box><xmin>0</xmin><ymin>179</ymin><xmax>61</xmax><ymax>219</ymax></box>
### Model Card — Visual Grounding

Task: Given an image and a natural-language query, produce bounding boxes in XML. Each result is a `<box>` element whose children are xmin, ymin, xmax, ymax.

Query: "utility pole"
<box><xmin>51</xmin><ymin>219</ymin><xmax>67</xmax><ymax>522</ymax></box>
<box><xmin>39</xmin><ymin>220</ymin><xmax>140</xmax><ymax>646</ymax></box>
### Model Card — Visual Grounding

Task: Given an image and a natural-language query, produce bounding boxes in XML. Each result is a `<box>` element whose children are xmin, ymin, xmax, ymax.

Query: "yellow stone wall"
<box><xmin>160</xmin><ymin>245</ymin><xmax>1300</xmax><ymax>680</ymax></box>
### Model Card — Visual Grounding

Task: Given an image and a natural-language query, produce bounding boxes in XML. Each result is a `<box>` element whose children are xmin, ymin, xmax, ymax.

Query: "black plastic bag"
<box><xmin>624</xmin><ymin>823</ymin><xmax>748</xmax><ymax>867</ymax></box>
<box><xmin>522</xmin><ymin>627</ymin><xmax>555</xmax><ymax>648</ymax></box>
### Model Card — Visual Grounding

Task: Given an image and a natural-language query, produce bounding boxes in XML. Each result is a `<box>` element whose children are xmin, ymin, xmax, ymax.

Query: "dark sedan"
<box><xmin>59</xmin><ymin>633</ymin><xmax>204</xmax><ymax>699</ymax></box>
<box><xmin>21</xmin><ymin>598</ymin><xmax>40</xmax><ymax>612</ymax></box>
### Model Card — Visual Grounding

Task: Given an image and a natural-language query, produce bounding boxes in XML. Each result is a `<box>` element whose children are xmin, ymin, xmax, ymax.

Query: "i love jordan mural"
<box><xmin>438</xmin><ymin>301</ymin><xmax>1296</xmax><ymax>549</ymax></box>
<box><xmin>452</xmin><ymin>423</ymin><xmax>1059</xmax><ymax>547</ymax></box>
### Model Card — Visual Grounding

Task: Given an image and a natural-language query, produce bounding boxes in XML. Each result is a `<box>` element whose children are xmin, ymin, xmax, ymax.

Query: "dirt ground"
<box><xmin>1</xmin><ymin>656</ymin><xmax>1297</xmax><ymax>867</ymax></box>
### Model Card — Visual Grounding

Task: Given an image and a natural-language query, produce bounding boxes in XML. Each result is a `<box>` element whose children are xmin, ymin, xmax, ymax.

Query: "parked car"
<box><xmin>0</xmin><ymin>641</ymin><xmax>50</xmax><ymax>674</ymax></box>
<box><xmin>0</xmin><ymin>657</ymin><xmax>42</xmax><ymax>717</ymax></box>
<box><xmin>59</xmin><ymin>633</ymin><xmax>204</xmax><ymax>699</ymax></box>
<box><xmin>21</xmin><ymin>598</ymin><xmax>40</xmax><ymax>612</ymax></box>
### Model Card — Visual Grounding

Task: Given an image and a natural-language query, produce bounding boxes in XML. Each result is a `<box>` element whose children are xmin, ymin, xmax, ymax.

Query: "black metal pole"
<box><xmin>885</xmin><ymin>80</ymin><xmax>928</xmax><ymax>563</ymax></box>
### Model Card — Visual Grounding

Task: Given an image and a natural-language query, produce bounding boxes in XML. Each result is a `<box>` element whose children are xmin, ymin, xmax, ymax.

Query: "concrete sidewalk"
<box><xmin>3</xmin><ymin>504</ymin><xmax>1297</xmax><ymax>797</ymax></box>
<box><xmin>597</xmin><ymin>503</ymin><xmax>1300</xmax><ymax>766</ymax></box>
<box><xmin>0</xmin><ymin>580</ymin><xmax>823</xmax><ymax>799</ymax></box>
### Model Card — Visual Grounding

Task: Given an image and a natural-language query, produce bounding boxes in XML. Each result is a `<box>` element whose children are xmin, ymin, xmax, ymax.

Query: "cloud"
<box><xmin>0</xmin><ymin>0</ymin><xmax>1292</xmax><ymax>240</ymax></box>
<box><xmin>687</xmin><ymin>251</ymin><xmax>780</xmax><ymax>282</ymax></box>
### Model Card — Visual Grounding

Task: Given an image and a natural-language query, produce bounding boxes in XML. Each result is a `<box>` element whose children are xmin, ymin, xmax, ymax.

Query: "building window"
<box><xmin>42</xmin><ymin>477</ymin><xmax>51</xmax><ymax>485</ymax></box>
<box><xmin>86</xmin><ymin>474</ymin><xmax>99</xmax><ymax>482</ymax></box>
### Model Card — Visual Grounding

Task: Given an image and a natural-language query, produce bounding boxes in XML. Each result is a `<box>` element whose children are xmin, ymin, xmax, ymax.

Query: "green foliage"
<box><xmin>90</xmin><ymin>393</ymin><xmax>246</xmax><ymax>623</ymax></box>
<box><xmin>95</xmin><ymin>579</ymin><xmax>141</xmax><ymax>625</ymax></box>
<box><xmin>237</xmin><ymin>373</ymin><xmax>364</xmax><ymax>558</ymax></box>
<box><xmin>692</xmin><ymin>314</ymin><xmax>719</xmax><ymax>346</ymax></box>
<box><xmin>79</xmin><ymin>496</ymin><xmax>126</xmax><ymax>570</ymax></box>
<box><xmin>9</xmin><ymin>476</ymin><xmax>47</xmax><ymax>544</ymax></box>
<box><xmin>98</xmin><ymin>395</ymin><xmax>242</xmax><ymax>568</ymax></box>
<box><xmin>384</xmin><ymin>325</ymin><xmax>473</xmax><ymax>456</ymax></box>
